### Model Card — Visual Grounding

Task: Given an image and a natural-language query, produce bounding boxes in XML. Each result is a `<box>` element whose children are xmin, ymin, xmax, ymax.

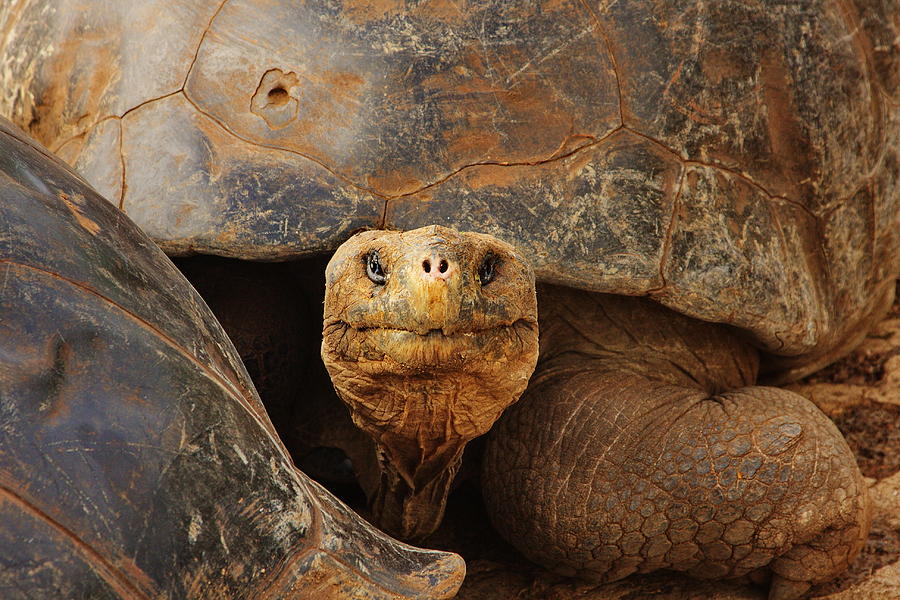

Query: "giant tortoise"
<box><xmin>2</xmin><ymin>0</ymin><xmax>898</xmax><ymax>598</ymax></box>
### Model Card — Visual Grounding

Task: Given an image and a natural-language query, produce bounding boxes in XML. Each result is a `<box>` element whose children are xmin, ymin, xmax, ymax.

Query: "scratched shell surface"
<box><xmin>1</xmin><ymin>0</ymin><xmax>897</xmax><ymax>367</ymax></box>
<box><xmin>0</xmin><ymin>118</ymin><xmax>464</xmax><ymax>599</ymax></box>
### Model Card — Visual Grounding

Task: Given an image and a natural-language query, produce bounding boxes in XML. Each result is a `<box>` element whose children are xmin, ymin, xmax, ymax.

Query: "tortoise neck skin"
<box><xmin>322</xmin><ymin>226</ymin><xmax>539</xmax><ymax>540</ymax></box>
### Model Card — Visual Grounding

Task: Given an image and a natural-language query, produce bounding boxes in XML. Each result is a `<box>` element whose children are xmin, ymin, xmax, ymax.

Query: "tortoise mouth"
<box><xmin>323</xmin><ymin>318</ymin><xmax>537</xmax><ymax>370</ymax></box>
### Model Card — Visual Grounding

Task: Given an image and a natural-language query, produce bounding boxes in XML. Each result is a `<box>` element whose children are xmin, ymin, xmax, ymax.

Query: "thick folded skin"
<box><xmin>483</xmin><ymin>285</ymin><xmax>870</xmax><ymax>599</ymax></box>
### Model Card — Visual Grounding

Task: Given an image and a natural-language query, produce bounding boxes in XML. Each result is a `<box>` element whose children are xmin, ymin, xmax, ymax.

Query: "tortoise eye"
<box><xmin>478</xmin><ymin>253</ymin><xmax>499</xmax><ymax>286</ymax></box>
<box><xmin>365</xmin><ymin>250</ymin><xmax>386</xmax><ymax>284</ymax></box>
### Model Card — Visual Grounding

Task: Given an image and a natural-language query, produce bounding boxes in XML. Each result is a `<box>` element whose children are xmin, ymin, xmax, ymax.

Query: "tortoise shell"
<box><xmin>0</xmin><ymin>117</ymin><xmax>463</xmax><ymax>598</ymax></box>
<box><xmin>2</xmin><ymin>0</ymin><xmax>897</xmax><ymax>375</ymax></box>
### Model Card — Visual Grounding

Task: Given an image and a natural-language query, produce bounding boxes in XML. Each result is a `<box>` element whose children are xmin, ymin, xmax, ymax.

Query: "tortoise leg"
<box><xmin>482</xmin><ymin>286</ymin><xmax>870</xmax><ymax>600</ymax></box>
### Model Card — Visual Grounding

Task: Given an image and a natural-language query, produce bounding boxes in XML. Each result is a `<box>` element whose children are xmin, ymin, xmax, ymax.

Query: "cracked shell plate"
<box><xmin>1</xmin><ymin>0</ymin><xmax>898</xmax><ymax>371</ymax></box>
<box><xmin>0</xmin><ymin>117</ymin><xmax>464</xmax><ymax>599</ymax></box>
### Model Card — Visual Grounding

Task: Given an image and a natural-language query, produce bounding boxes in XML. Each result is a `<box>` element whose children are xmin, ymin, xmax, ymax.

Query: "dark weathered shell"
<box><xmin>0</xmin><ymin>118</ymin><xmax>464</xmax><ymax>598</ymax></box>
<box><xmin>1</xmin><ymin>0</ymin><xmax>897</xmax><ymax>372</ymax></box>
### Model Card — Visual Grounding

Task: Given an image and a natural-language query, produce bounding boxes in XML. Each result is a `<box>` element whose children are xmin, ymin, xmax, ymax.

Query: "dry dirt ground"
<box><xmin>425</xmin><ymin>284</ymin><xmax>900</xmax><ymax>600</ymax></box>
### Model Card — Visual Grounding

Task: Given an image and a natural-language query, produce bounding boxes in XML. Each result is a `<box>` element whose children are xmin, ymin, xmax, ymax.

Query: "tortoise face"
<box><xmin>322</xmin><ymin>225</ymin><xmax>537</xmax><ymax>377</ymax></box>
<box><xmin>321</xmin><ymin>225</ymin><xmax>538</xmax><ymax>540</ymax></box>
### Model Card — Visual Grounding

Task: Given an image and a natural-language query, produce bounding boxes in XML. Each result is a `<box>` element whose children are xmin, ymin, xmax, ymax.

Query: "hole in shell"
<box><xmin>251</xmin><ymin>68</ymin><xmax>301</xmax><ymax>129</ymax></box>
<box><xmin>267</xmin><ymin>87</ymin><xmax>290</xmax><ymax>106</ymax></box>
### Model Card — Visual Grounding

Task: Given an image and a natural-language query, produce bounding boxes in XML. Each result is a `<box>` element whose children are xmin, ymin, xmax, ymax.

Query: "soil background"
<box><xmin>425</xmin><ymin>283</ymin><xmax>900</xmax><ymax>600</ymax></box>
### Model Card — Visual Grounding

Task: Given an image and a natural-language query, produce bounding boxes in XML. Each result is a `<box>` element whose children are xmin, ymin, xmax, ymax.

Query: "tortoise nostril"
<box><xmin>421</xmin><ymin>255</ymin><xmax>452</xmax><ymax>279</ymax></box>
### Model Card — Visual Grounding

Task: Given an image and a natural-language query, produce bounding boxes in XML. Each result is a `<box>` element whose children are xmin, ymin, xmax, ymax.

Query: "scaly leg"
<box><xmin>482</xmin><ymin>287</ymin><xmax>869</xmax><ymax>599</ymax></box>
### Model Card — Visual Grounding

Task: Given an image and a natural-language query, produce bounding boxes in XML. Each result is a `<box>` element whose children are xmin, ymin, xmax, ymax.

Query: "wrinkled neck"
<box><xmin>370</xmin><ymin>436</ymin><xmax>467</xmax><ymax>541</ymax></box>
<box><xmin>341</xmin><ymin>371</ymin><xmax>511</xmax><ymax>444</ymax></box>
<box><xmin>336</xmin><ymin>373</ymin><xmax>509</xmax><ymax>541</ymax></box>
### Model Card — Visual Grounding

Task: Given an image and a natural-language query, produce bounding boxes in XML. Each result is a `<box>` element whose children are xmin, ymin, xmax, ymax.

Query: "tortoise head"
<box><xmin>322</xmin><ymin>225</ymin><xmax>539</xmax><ymax>540</ymax></box>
